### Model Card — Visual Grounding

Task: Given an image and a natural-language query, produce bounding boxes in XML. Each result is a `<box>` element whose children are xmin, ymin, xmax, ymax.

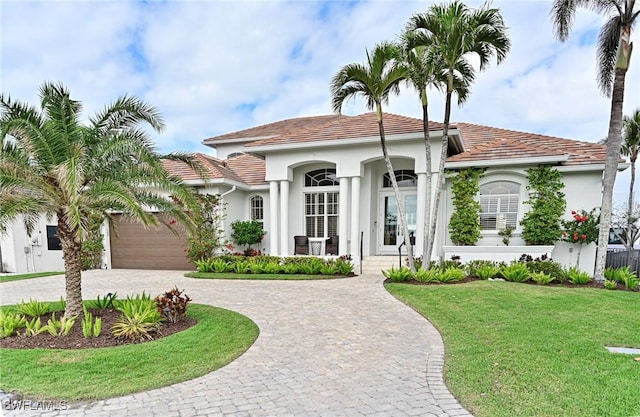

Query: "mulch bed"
<box><xmin>0</xmin><ymin>308</ymin><xmax>196</xmax><ymax>350</ymax></box>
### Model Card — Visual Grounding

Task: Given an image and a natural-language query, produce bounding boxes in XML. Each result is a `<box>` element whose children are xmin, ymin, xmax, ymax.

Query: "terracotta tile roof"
<box><xmin>225</xmin><ymin>153</ymin><xmax>267</xmax><ymax>185</ymax></box>
<box><xmin>451</xmin><ymin>123</ymin><xmax>608</xmax><ymax>166</ymax></box>
<box><xmin>162</xmin><ymin>153</ymin><xmax>245</xmax><ymax>183</ymax></box>
<box><xmin>245</xmin><ymin>112</ymin><xmax>445</xmax><ymax>147</ymax></box>
<box><xmin>203</xmin><ymin>115</ymin><xmax>343</xmax><ymax>143</ymax></box>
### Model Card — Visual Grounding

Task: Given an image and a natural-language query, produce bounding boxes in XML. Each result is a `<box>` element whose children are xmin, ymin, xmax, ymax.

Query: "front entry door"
<box><xmin>379</xmin><ymin>191</ymin><xmax>417</xmax><ymax>254</ymax></box>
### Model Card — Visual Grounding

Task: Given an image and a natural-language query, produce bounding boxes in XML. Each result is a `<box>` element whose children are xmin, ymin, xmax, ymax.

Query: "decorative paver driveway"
<box><xmin>1</xmin><ymin>270</ymin><xmax>472</xmax><ymax>417</ymax></box>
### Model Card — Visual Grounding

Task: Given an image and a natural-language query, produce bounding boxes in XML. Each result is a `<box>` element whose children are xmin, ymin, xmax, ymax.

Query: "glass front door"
<box><xmin>379</xmin><ymin>191</ymin><xmax>417</xmax><ymax>253</ymax></box>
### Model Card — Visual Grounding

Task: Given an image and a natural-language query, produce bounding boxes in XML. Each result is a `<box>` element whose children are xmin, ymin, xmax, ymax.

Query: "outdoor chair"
<box><xmin>294</xmin><ymin>235</ymin><xmax>309</xmax><ymax>255</ymax></box>
<box><xmin>325</xmin><ymin>236</ymin><xmax>338</xmax><ymax>256</ymax></box>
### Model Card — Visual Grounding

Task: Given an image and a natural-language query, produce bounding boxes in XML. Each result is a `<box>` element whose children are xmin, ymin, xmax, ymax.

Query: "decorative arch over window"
<box><xmin>383</xmin><ymin>170</ymin><xmax>417</xmax><ymax>188</ymax></box>
<box><xmin>479</xmin><ymin>181</ymin><xmax>520</xmax><ymax>230</ymax></box>
<box><xmin>250</xmin><ymin>196</ymin><xmax>264</xmax><ymax>223</ymax></box>
<box><xmin>305</xmin><ymin>169</ymin><xmax>339</xmax><ymax>187</ymax></box>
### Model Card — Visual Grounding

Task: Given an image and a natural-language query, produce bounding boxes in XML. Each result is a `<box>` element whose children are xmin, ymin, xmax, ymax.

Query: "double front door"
<box><xmin>379</xmin><ymin>191</ymin><xmax>417</xmax><ymax>254</ymax></box>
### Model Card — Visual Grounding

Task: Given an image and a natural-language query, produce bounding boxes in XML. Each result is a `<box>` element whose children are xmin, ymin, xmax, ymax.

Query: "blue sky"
<box><xmin>1</xmin><ymin>0</ymin><xmax>638</xmax><ymax>203</ymax></box>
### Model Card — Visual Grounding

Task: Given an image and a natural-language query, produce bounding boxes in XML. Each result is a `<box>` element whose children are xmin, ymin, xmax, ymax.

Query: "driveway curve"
<box><xmin>1</xmin><ymin>270</ymin><xmax>471</xmax><ymax>417</ymax></box>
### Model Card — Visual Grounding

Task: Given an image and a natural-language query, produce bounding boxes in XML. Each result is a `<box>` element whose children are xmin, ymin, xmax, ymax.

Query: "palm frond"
<box><xmin>597</xmin><ymin>16</ymin><xmax>623</xmax><ymax>95</ymax></box>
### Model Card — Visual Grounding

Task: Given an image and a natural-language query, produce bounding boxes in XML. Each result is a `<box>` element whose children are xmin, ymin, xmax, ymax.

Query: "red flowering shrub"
<box><xmin>561</xmin><ymin>209</ymin><xmax>599</xmax><ymax>244</ymax></box>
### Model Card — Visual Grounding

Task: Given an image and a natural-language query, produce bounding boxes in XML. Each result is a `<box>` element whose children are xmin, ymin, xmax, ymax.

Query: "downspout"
<box><xmin>219</xmin><ymin>186</ymin><xmax>237</xmax><ymax>240</ymax></box>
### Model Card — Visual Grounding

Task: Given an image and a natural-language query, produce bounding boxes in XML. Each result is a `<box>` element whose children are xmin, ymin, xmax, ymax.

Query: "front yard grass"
<box><xmin>0</xmin><ymin>304</ymin><xmax>258</xmax><ymax>401</ymax></box>
<box><xmin>386</xmin><ymin>281</ymin><xmax>640</xmax><ymax>417</ymax></box>
<box><xmin>185</xmin><ymin>272</ymin><xmax>346</xmax><ymax>280</ymax></box>
<box><xmin>0</xmin><ymin>271</ymin><xmax>64</xmax><ymax>283</ymax></box>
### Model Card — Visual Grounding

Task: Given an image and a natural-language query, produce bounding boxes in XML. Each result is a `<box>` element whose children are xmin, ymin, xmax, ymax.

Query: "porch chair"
<box><xmin>325</xmin><ymin>236</ymin><xmax>339</xmax><ymax>256</ymax></box>
<box><xmin>294</xmin><ymin>235</ymin><xmax>309</xmax><ymax>255</ymax></box>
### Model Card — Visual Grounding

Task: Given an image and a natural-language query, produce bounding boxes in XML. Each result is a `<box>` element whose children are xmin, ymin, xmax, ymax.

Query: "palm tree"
<box><xmin>0</xmin><ymin>82</ymin><xmax>197</xmax><ymax>317</ymax></box>
<box><xmin>406</xmin><ymin>1</ymin><xmax>510</xmax><ymax>261</ymax></box>
<box><xmin>330</xmin><ymin>42</ymin><xmax>416</xmax><ymax>271</ymax></box>
<box><xmin>551</xmin><ymin>0</ymin><xmax>638</xmax><ymax>280</ymax></box>
<box><xmin>399</xmin><ymin>30</ymin><xmax>472</xmax><ymax>268</ymax></box>
<box><xmin>622</xmin><ymin>108</ymin><xmax>640</xmax><ymax>248</ymax></box>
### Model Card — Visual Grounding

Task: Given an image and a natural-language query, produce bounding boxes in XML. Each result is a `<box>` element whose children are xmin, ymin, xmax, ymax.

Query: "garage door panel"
<box><xmin>110</xmin><ymin>214</ymin><xmax>195</xmax><ymax>270</ymax></box>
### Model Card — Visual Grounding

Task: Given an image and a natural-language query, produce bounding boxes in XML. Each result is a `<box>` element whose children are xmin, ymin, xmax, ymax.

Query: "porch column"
<box><xmin>339</xmin><ymin>177</ymin><xmax>349</xmax><ymax>255</ymax></box>
<box><xmin>416</xmin><ymin>173</ymin><xmax>427</xmax><ymax>257</ymax></box>
<box><xmin>280</xmin><ymin>180</ymin><xmax>290</xmax><ymax>256</ymax></box>
<box><xmin>269</xmin><ymin>181</ymin><xmax>279</xmax><ymax>256</ymax></box>
<box><xmin>350</xmin><ymin>176</ymin><xmax>361</xmax><ymax>257</ymax></box>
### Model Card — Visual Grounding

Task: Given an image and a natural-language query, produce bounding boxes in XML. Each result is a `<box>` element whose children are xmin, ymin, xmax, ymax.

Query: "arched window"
<box><xmin>479</xmin><ymin>181</ymin><xmax>520</xmax><ymax>230</ymax></box>
<box><xmin>304</xmin><ymin>168</ymin><xmax>338</xmax><ymax>238</ymax></box>
<box><xmin>305</xmin><ymin>169</ymin><xmax>339</xmax><ymax>187</ymax></box>
<box><xmin>250</xmin><ymin>196</ymin><xmax>263</xmax><ymax>223</ymax></box>
<box><xmin>383</xmin><ymin>170</ymin><xmax>417</xmax><ymax>188</ymax></box>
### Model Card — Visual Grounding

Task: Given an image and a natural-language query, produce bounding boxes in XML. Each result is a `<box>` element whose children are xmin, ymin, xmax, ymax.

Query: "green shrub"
<box><xmin>82</xmin><ymin>307</ymin><xmax>94</xmax><ymax>338</ymax></box>
<box><xmin>520</xmin><ymin>166</ymin><xmax>566</xmax><ymax>245</ymax></box>
<box><xmin>211</xmin><ymin>258</ymin><xmax>233</xmax><ymax>273</ymax></box>
<box><xmin>335</xmin><ymin>258</ymin><xmax>354</xmax><ymax>275</ymax></box>
<box><xmin>415</xmin><ymin>268</ymin><xmax>440</xmax><ymax>283</ymax></box>
<box><xmin>282</xmin><ymin>263</ymin><xmax>301</xmax><ymax>274</ymax></box>
<box><xmin>45</xmin><ymin>312</ymin><xmax>77</xmax><ymax>336</ymax></box>
<box><xmin>448</xmin><ymin>168</ymin><xmax>483</xmax><ymax>246</ymax></box>
<box><xmin>473</xmin><ymin>263</ymin><xmax>500</xmax><ymax>280</ymax></box>
<box><xmin>567</xmin><ymin>267</ymin><xmax>592</xmax><ymax>285</ymax></box>
<box><xmin>230</xmin><ymin>220</ymin><xmax>265</xmax><ymax>251</ymax></box>
<box><xmin>605</xmin><ymin>266</ymin><xmax>638</xmax><ymax>290</ymax></box>
<box><xmin>154</xmin><ymin>287</ymin><xmax>191</xmax><ymax>323</ymax></box>
<box><xmin>604</xmin><ymin>280</ymin><xmax>618</xmax><ymax>290</ymax></box>
<box><xmin>500</xmin><ymin>262</ymin><xmax>530</xmax><ymax>283</ymax></box>
<box><xmin>382</xmin><ymin>266</ymin><xmax>414</xmax><ymax>282</ymax></box>
<box><xmin>233</xmin><ymin>260</ymin><xmax>251</xmax><ymax>274</ymax></box>
<box><xmin>15</xmin><ymin>298</ymin><xmax>50</xmax><ymax>317</ymax></box>
<box><xmin>621</xmin><ymin>274</ymin><xmax>639</xmax><ymax>290</ymax></box>
<box><xmin>113</xmin><ymin>293</ymin><xmax>163</xmax><ymax>341</ymax></box>
<box><xmin>525</xmin><ymin>259</ymin><xmax>567</xmax><ymax>283</ymax></box>
<box><xmin>530</xmin><ymin>272</ymin><xmax>554</xmax><ymax>285</ymax></box>
<box><xmin>439</xmin><ymin>266</ymin><xmax>466</xmax><ymax>283</ymax></box>
<box><xmin>263</xmin><ymin>262</ymin><xmax>282</xmax><ymax>274</ymax></box>
<box><xmin>93</xmin><ymin>317</ymin><xmax>102</xmax><ymax>337</ymax></box>
<box><xmin>195</xmin><ymin>258</ymin><xmax>214</xmax><ymax>273</ymax></box>
<box><xmin>0</xmin><ymin>311</ymin><xmax>26</xmax><ymax>338</ymax></box>
<box><xmin>320</xmin><ymin>262</ymin><xmax>338</xmax><ymax>275</ymax></box>
<box><xmin>92</xmin><ymin>292</ymin><xmax>117</xmax><ymax>309</ymax></box>
<box><xmin>24</xmin><ymin>317</ymin><xmax>46</xmax><ymax>337</ymax></box>
<box><xmin>249</xmin><ymin>262</ymin><xmax>265</xmax><ymax>274</ymax></box>
<box><xmin>300</xmin><ymin>258</ymin><xmax>323</xmax><ymax>275</ymax></box>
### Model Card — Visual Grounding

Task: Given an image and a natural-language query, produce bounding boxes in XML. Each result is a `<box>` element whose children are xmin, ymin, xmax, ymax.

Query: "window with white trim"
<box><xmin>304</xmin><ymin>169</ymin><xmax>339</xmax><ymax>238</ymax></box>
<box><xmin>250</xmin><ymin>196</ymin><xmax>263</xmax><ymax>223</ymax></box>
<box><xmin>383</xmin><ymin>170</ymin><xmax>417</xmax><ymax>188</ymax></box>
<box><xmin>479</xmin><ymin>181</ymin><xmax>520</xmax><ymax>230</ymax></box>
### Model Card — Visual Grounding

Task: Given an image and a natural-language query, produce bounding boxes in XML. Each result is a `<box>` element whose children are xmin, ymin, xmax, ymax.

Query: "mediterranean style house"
<box><xmin>0</xmin><ymin>112</ymin><xmax>622</xmax><ymax>274</ymax></box>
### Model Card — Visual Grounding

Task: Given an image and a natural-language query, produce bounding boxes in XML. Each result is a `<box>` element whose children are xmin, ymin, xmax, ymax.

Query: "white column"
<box><xmin>269</xmin><ymin>181</ymin><xmax>279</xmax><ymax>256</ymax></box>
<box><xmin>416</xmin><ymin>173</ymin><xmax>427</xmax><ymax>257</ymax></box>
<box><xmin>339</xmin><ymin>177</ymin><xmax>349</xmax><ymax>255</ymax></box>
<box><xmin>350</xmin><ymin>176</ymin><xmax>361</xmax><ymax>257</ymax></box>
<box><xmin>280</xmin><ymin>180</ymin><xmax>290</xmax><ymax>256</ymax></box>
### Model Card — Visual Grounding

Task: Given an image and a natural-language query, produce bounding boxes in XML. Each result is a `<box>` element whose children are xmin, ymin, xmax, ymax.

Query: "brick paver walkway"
<box><xmin>0</xmin><ymin>270</ymin><xmax>472</xmax><ymax>417</ymax></box>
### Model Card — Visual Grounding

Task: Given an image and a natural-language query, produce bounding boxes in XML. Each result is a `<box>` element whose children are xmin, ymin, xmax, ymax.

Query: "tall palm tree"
<box><xmin>551</xmin><ymin>0</ymin><xmax>638</xmax><ymax>280</ymax></box>
<box><xmin>406</xmin><ymin>1</ymin><xmax>510</xmax><ymax>261</ymax></box>
<box><xmin>330</xmin><ymin>42</ymin><xmax>416</xmax><ymax>271</ymax></box>
<box><xmin>621</xmin><ymin>108</ymin><xmax>640</xmax><ymax>248</ymax></box>
<box><xmin>399</xmin><ymin>30</ymin><xmax>472</xmax><ymax>268</ymax></box>
<box><xmin>0</xmin><ymin>82</ymin><xmax>197</xmax><ymax>317</ymax></box>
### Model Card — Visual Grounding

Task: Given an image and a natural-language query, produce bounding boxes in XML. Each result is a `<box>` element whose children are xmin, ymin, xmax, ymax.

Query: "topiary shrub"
<box><xmin>231</xmin><ymin>220</ymin><xmax>265</xmax><ymax>253</ymax></box>
<box><xmin>448</xmin><ymin>168</ymin><xmax>484</xmax><ymax>246</ymax></box>
<box><xmin>520</xmin><ymin>166</ymin><xmax>566</xmax><ymax>245</ymax></box>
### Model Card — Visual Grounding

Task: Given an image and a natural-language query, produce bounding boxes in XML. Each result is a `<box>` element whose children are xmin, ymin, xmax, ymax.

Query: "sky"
<box><xmin>1</xmin><ymin>0</ymin><xmax>638</xmax><ymax>204</ymax></box>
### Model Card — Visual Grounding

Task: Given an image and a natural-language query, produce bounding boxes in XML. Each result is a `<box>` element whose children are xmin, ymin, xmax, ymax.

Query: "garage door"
<box><xmin>110</xmin><ymin>214</ymin><xmax>195</xmax><ymax>270</ymax></box>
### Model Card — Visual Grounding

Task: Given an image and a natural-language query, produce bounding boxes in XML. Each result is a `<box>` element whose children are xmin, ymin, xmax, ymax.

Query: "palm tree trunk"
<box><xmin>626</xmin><ymin>156</ymin><xmax>636</xmax><ymax>250</ymax></box>
<box><xmin>428</xmin><ymin>89</ymin><xmax>453</xmax><ymax>263</ymax></box>
<box><xmin>421</xmin><ymin>94</ymin><xmax>433</xmax><ymax>270</ymax></box>
<box><xmin>57</xmin><ymin>214</ymin><xmax>84</xmax><ymax>317</ymax></box>
<box><xmin>594</xmin><ymin>68</ymin><xmax>627</xmax><ymax>281</ymax></box>
<box><xmin>376</xmin><ymin>105</ymin><xmax>415</xmax><ymax>272</ymax></box>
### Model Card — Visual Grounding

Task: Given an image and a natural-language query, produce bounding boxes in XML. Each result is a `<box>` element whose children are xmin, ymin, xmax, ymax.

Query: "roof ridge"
<box><xmin>455</xmin><ymin>121</ymin><xmax>594</xmax><ymax>144</ymax></box>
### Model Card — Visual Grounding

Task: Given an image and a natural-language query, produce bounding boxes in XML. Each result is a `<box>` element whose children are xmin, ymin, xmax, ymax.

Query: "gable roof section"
<box><xmin>451</xmin><ymin>123</ymin><xmax>607</xmax><ymax>166</ymax></box>
<box><xmin>162</xmin><ymin>153</ymin><xmax>266</xmax><ymax>186</ymax></box>
<box><xmin>225</xmin><ymin>153</ymin><xmax>267</xmax><ymax>185</ymax></box>
<box><xmin>202</xmin><ymin>115</ymin><xmax>342</xmax><ymax>144</ymax></box>
<box><xmin>244</xmin><ymin>112</ymin><xmax>446</xmax><ymax>148</ymax></box>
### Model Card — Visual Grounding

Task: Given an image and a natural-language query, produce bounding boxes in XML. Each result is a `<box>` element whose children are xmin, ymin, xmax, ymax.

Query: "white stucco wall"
<box><xmin>0</xmin><ymin>215</ymin><xmax>66</xmax><ymax>274</ymax></box>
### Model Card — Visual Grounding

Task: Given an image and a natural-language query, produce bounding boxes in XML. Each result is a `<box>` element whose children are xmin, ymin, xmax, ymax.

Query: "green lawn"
<box><xmin>0</xmin><ymin>304</ymin><xmax>258</xmax><ymax>401</ymax></box>
<box><xmin>0</xmin><ymin>271</ymin><xmax>64</xmax><ymax>283</ymax></box>
<box><xmin>386</xmin><ymin>281</ymin><xmax>640</xmax><ymax>417</ymax></box>
<box><xmin>185</xmin><ymin>272</ymin><xmax>347</xmax><ymax>280</ymax></box>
